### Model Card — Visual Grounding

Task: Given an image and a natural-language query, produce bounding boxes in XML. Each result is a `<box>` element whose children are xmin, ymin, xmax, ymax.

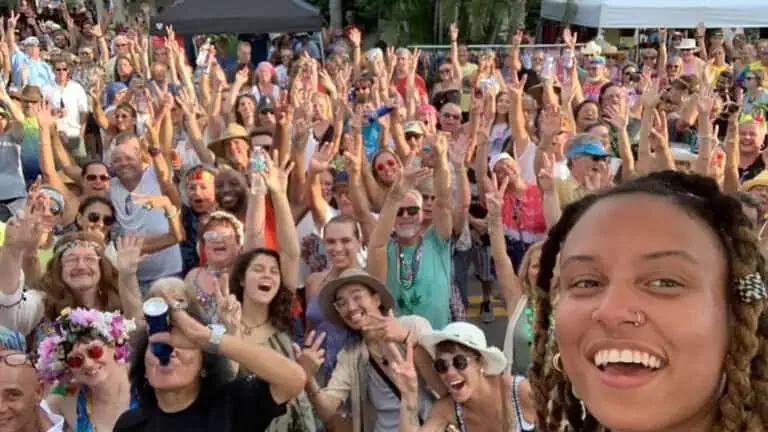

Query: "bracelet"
<box><xmin>165</xmin><ymin>206</ymin><xmax>180</xmax><ymax>219</ymax></box>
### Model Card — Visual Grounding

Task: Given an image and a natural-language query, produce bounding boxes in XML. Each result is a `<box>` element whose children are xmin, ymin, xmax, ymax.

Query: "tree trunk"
<box><xmin>329</xmin><ymin>0</ymin><xmax>342</xmax><ymax>30</ymax></box>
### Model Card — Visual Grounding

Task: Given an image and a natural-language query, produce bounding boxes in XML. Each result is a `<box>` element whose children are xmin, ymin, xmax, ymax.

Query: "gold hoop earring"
<box><xmin>552</xmin><ymin>353</ymin><xmax>563</xmax><ymax>373</ymax></box>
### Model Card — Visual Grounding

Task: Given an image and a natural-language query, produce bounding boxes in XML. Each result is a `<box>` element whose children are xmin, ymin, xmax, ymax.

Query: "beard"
<box><xmin>395</xmin><ymin>224</ymin><xmax>420</xmax><ymax>239</ymax></box>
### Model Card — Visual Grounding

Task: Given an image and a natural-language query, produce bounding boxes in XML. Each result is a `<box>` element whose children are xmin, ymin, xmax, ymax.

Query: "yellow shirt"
<box><xmin>747</xmin><ymin>61</ymin><xmax>767</xmax><ymax>84</ymax></box>
<box><xmin>708</xmin><ymin>63</ymin><xmax>729</xmax><ymax>83</ymax></box>
<box><xmin>461</xmin><ymin>62</ymin><xmax>478</xmax><ymax>79</ymax></box>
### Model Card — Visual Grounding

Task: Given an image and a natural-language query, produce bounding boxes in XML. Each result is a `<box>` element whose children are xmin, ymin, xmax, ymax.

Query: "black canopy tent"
<box><xmin>151</xmin><ymin>0</ymin><xmax>322</xmax><ymax>35</ymax></box>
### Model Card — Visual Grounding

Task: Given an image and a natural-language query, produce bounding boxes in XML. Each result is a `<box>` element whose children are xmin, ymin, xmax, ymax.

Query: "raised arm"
<box><xmin>114</xmin><ymin>235</ymin><xmax>146</xmax><ymax>330</ymax></box>
<box><xmin>367</xmin><ymin>166</ymin><xmax>433</xmax><ymax>282</ymax></box>
<box><xmin>262</xmin><ymin>151</ymin><xmax>300</xmax><ymax>291</ymax></box>
<box><xmin>486</xmin><ymin>175</ymin><xmax>524</xmax><ymax>306</ymax></box>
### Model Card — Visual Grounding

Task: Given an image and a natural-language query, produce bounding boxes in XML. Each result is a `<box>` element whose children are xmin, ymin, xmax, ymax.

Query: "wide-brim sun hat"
<box><xmin>420</xmin><ymin>322</ymin><xmax>507</xmax><ymax>376</ymax></box>
<box><xmin>207</xmin><ymin>123</ymin><xmax>250</xmax><ymax>160</ymax></box>
<box><xmin>319</xmin><ymin>268</ymin><xmax>395</xmax><ymax>330</ymax></box>
<box><xmin>678</xmin><ymin>38</ymin><xmax>699</xmax><ymax>51</ymax></box>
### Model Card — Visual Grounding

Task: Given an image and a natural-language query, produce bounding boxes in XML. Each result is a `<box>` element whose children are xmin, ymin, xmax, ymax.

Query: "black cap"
<box><xmin>257</xmin><ymin>96</ymin><xmax>275</xmax><ymax>113</ymax></box>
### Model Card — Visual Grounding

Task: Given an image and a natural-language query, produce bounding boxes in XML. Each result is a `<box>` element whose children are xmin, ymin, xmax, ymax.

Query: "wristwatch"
<box><xmin>206</xmin><ymin>324</ymin><xmax>226</xmax><ymax>354</ymax></box>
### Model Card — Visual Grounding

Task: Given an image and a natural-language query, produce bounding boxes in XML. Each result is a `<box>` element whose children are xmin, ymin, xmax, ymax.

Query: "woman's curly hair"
<box><xmin>529</xmin><ymin>171</ymin><xmax>768</xmax><ymax>431</ymax></box>
<box><xmin>229</xmin><ymin>248</ymin><xmax>294</xmax><ymax>334</ymax></box>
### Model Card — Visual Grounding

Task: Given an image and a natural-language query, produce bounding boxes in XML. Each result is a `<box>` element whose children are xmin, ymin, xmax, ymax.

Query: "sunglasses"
<box><xmin>86</xmin><ymin>174</ymin><xmax>109</xmax><ymax>182</ymax></box>
<box><xmin>397</xmin><ymin>206</ymin><xmax>420</xmax><ymax>217</ymax></box>
<box><xmin>87</xmin><ymin>212</ymin><xmax>114</xmax><ymax>226</ymax></box>
<box><xmin>404</xmin><ymin>133</ymin><xmax>422</xmax><ymax>141</ymax></box>
<box><xmin>434</xmin><ymin>354</ymin><xmax>470</xmax><ymax>374</ymax></box>
<box><xmin>644</xmin><ymin>56</ymin><xmax>657</xmax><ymax>61</ymax></box>
<box><xmin>55</xmin><ymin>67</ymin><xmax>68</xmax><ymax>72</ymax></box>
<box><xmin>745</xmin><ymin>76</ymin><xmax>757</xmax><ymax>81</ymax></box>
<box><xmin>66</xmin><ymin>343</ymin><xmax>105</xmax><ymax>369</ymax></box>
<box><xmin>441</xmin><ymin>112</ymin><xmax>461</xmax><ymax>121</ymax></box>
<box><xmin>49</xmin><ymin>201</ymin><xmax>63</xmax><ymax>216</ymax></box>
<box><xmin>203</xmin><ymin>231</ymin><xmax>232</xmax><ymax>242</ymax></box>
<box><xmin>439</xmin><ymin>68</ymin><xmax>452</xmax><ymax>74</ymax></box>
<box><xmin>376</xmin><ymin>159</ymin><xmax>397</xmax><ymax>171</ymax></box>
<box><xmin>115</xmin><ymin>43</ymin><xmax>128</xmax><ymax>48</ymax></box>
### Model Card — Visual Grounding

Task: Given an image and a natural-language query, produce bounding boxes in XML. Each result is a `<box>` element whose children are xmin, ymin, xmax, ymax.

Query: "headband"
<box><xmin>187</xmin><ymin>168</ymin><xmax>216</xmax><ymax>183</ymax></box>
<box><xmin>489</xmin><ymin>153</ymin><xmax>513</xmax><ymax>171</ymax></box>
<box><xmin>54</xmin><ymin>240</ymin><xmax>101</xmax><ymax>257</ymax></box>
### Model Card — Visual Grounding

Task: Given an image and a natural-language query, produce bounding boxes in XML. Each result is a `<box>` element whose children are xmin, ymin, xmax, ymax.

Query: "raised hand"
<box><xmin>131</xmin><ymin>192</ymin><xmax>172</xmax><ymax>212</ymax></box>
<box><xmin>262</xmin><ymin>150</ymin><xmax>295</xmax><ymax>193</ymax></box>
<box><xmin>537</xmin><ymin>152</ymin><xmax>556</xmax><ymax>193</ymax></box>
<box><xmin>5</xmin><ymin>209</ymin><xmax>42</xmax><ymax>251</ymax></box>
<box><xmin>214</xmin><ymin>275</ymin><xmax>241</xmax><ymax>336</ymax></box>
<box><xmin>348</xmin><ymin>27</ymin><xmax>361</xmax><ymax>47</ymax></box>
<box><xmin>150</xmin><ymin>291</ymin><xmax>213</xmax><ymax>350</ymax></box>
<box><xmin>116</xmin><ymin>235</ymin><xmax>146</xmax><ymax>275</ymax></box>
<box><xmin>309</xmin><ymin>144</ymin><xmax>334</xmax><ymax>174</ymax></box>
<box><xmin>362</xmin><ymin>310</ymin><xmax>409</xmax><ymax>343</ymax></box>
<box><xmin>449</xmin><ymin>23</ymin><xmax>459</xmax><ymax>43</ymax></box>
<box><xmin>392</xmin><ymin>166</ymin><xmax>433</xmax><ymax>197</ymax></box>
<box><xmin>539</xmin><ymin>104</ymin><xmax>562</xmax><ymax>138</ymax></box>
<box><xmin>388</xmin><ymin>342</ymin><xmax>419</xmax><ymax>397</ymax></box>
<box><xmin>292</xmin><ymin>330</ymin><xmax>326</xmax><ymax>377</ymax></box>
<box><xmin>234</xmin><ymin>68</ymin><xmax>250</xmax><ymax>87</ymax></box>
<box><xmin>486</xmin><ymin>172</ymin><xmax>509</xmax><ymax>223</ymax></box>
<box><xmin>563</xmin><ymin>28</ymin><xmax>578</xmax><ymax>50</ymax></box>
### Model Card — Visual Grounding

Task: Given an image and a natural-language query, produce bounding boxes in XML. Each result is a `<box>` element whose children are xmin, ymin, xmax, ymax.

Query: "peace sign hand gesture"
<box><xmin>261</xmin><ymin>150</ymin><xmax>296</xmax><ymax>194</ymax></box>
<box><xmin>487</xmin><ymin>172</ymin><xmax>509</xmax><ymax>224</ymax></box>
<box><xmin>292</xmin><ymin>330</ymin><xmax>327</xmax><ymax>377</ymax></box>
<box><xmin>214</xmin><ymin>275</ymin><xmax>241</xmax><ymax>336</ymax></box>
<box><xmin>388</xmin><ymin>343</ymin><xmax>420</xmax><ymax>401</ymax></box>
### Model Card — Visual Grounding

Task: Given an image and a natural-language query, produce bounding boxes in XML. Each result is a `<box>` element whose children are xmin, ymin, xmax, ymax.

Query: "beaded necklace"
<box><xmin>395</xmin><ymin>236</ymin><xmax>425</xmax><ymax>313</ymax></box>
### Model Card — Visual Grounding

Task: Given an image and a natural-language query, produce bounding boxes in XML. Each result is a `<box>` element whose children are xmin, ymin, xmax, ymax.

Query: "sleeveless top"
<box><xmin>237</xmin><ymin>332</ymin><xmax>316</xmax><ymax>432</ymax></box>
<box><xmin>306</xmin><ymin>288</ymin><xmax>358</xmax><ymax>382</ymax></box>
<box><xmin>503</xmin><ymin>295</ymin><xmax>533</xmax><ymax>376</ymax></box>
<box><xmin>453</xmin><ymin>376</ymin><xmax>534</xmax><ymax>432</ymax></box>
<box><xmin>76</xmin><ymin>385</ymin><xmax>139</xmax><ymax>432</ymax></box>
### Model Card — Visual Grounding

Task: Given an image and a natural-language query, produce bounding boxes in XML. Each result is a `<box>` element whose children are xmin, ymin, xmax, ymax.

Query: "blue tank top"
<box><xmin>76</xmin><ymin>386</ymin><xmax>139</xmax><ymax>432</ymax></box>
<box><xmin>305</xmin><ymin>293</ymin><xmax>359</xmax><ymax>381</ymax></box>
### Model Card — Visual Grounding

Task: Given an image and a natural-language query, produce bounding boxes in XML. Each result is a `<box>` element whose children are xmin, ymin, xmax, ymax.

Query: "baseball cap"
<box><xmin>403</xmin><ymin>120</ymin><xmax>424</xmax><ymax>136</ymax></box>
<box><xmin>567</xmin><ymin>143</ymin><xmax>611</xmax><ymax>159</ymax></box>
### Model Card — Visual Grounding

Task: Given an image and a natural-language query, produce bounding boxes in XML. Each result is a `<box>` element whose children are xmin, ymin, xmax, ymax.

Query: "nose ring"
<box><xmin>632</xmin><ymin>311</ymin><xmax>645</xmax><ymax>327</ymax></box>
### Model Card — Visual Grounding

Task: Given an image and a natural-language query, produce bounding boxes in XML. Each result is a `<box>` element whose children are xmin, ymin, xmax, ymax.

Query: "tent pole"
<box><xmin>633</xmin><ymin>27</ymin><xmax>640</xmax><ymax>64</ymax></box>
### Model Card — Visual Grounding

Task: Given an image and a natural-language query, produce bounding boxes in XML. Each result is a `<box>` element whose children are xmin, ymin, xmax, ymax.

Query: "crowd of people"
<box><xmin>0</xmin><ymin>1</ymin><xmax>767</xmax><ymax>431</ymax></box>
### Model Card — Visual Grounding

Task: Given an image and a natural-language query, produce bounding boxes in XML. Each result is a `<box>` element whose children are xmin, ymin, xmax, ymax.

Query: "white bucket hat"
<box><xmin>670</xmin><ymin>143</ymin><xmax>697</xmax><ymax>162</ymax></box>
<box><xmin>677</xmin><ymin>38</ymin><xmax>698</xmax><ymax>51</ymax></box>
<box><xmin>420</xmin><ymin>322</ymin><xmax>507</xmax><ymax>375</ymax></box>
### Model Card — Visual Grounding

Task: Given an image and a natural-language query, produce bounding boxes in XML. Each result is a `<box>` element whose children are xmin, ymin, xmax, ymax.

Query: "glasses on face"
<box><xmin>87</xmin><ymin>212</ymin><xmax>114</xmax><ymax>226</ymax></box>
<box><xmin>0</xmin><ymin>352</ymin><xmax>33</xmax><ymax>368</ymax></box>
<box><xmin>441</xmin><ymin>112</ymin><xmax>461</xmax><ymax>121</ymax></box>
<box><xmin>439</xmin><ymin>68</ymin><xmax>451</xmax><ymax>75</ymax></box>
<box><xmin>61</xmin><ymin>254</ymin><xmax>100</xmax><ymax>267</ymax></box>
<box><xmin>115</xmin><ymin>43</ymin><xmax>128</xmax><ymax>48</ymax></box>
<box><xmin>433</xmin><ymin>354</ymin><xmax>470</xmax><ymax>374</ymax></box>
<box><xmin>745</xmin><ymin>76</ymin><xmax>757</xmax><ymax>81</ymax></box>
<box><xmin>533</xmin><ymin>57</ymin><xmax>545</xmax><ymax>63</ymax></box>
<box><xmin>397</xmin><ymin>206</ymin><xmax>421</xmax><ymax>217</ymax></box>
<box><xmin>203</xmin><ymin>231</ymin><xmax>232</xmax><ymax>242</ymax></box>
<box><xmin>376</xmin><ymin>159</ymin><xmax>397</xmax><ymax>171</ymax></box>
<box><xmin>405</xmin><ymin>133</ymin><xmax>422</xmax><ymax>141</ymax></box>
<box><xmin>644</xmin><ymin>56</ymin><xmax>657</xmax><ymax>61</ymax></box>
<box><xmin>66</xmin><ymin>343</ymin><xmax>105</xmax><ymax>369</ymax></box>
<box><xmin>86</xmin><ymin>174</ymin><xmax>109</xmax><ymax>182</ymax></box>
<box><xmin>332</xmin><ymin>289</ymin><xmax>368</xmax><ymax>312</ymax></box>
<box><xmin>49</xmin><ymin>201</ymin><xmax>63</xmax><ymax>216</ymax></box>
<box><xmin>55</xmin><ymin>67</ymin><xmax>68</xmax><ymax>72</ymax></box>
<box><xmin>668</xmin><ymin>65</ymin><xmax>681</xmax><ymax>70</ymax></box>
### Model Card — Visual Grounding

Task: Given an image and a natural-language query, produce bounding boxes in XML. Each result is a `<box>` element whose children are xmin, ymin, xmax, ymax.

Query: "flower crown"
<box><xmin>36</xmin><ymin>308</ymin><xmax>136</xmax><ymax>385</ymax></box>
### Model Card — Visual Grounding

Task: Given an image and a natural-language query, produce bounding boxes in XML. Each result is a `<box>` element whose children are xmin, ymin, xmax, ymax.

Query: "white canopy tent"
<box><xmin>540</xmin><ymin>0</ymin><xmax>768</xmax><ymax>29</ymax></box>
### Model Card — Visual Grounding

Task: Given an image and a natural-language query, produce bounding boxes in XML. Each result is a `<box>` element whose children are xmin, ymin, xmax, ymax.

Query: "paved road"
<box><xmin>465</xmin><ymin>277</ymin><xmax>508</xmax><ymax>350</ymax></box>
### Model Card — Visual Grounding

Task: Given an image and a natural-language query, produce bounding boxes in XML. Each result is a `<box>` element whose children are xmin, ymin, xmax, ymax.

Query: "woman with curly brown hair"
<box><xmin>222</xmin><ymin>247</ymin><xmax>316</xmax><ymax>432</ymax></box>
<box><xmin>529</xmin><ymin>171</ymin><xmax>768</xmax><ymax>431</ymax></box>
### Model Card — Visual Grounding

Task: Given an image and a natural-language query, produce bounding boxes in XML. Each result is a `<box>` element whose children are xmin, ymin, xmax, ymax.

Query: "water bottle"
<box><xmin>563</xmin><ymin>49</ymin><xmax>574</xmax><ymax>69</ymax></box>
<box><xmin>541</xmin><ymin>56</ymin><xmax>554</xmax><ymax>79</ymax></box>
<box><xmin>365</xmin><ymin>105</ymin><xmax>394</xmax><ymax>125</ymax></box>
<box><xmin>521</xmin><ymin>51</ymin><xmax>532</xmax><ymax>70</ymax></box>
<box><xmin>196</xmin><ymin>38</ymin><xmax>212</xmax><ymax>74</ymax></box>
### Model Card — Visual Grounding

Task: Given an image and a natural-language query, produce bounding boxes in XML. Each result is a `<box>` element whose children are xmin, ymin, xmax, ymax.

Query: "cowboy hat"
<box><xmin>420</xmin><ymin>322</ymin><xmax>507</xmax><ymax>375</ymax></box>
<box><xmin>207</xmin><ymin>123</ymin><xmax>249</xmax><ymax>160</ymax></box>
<box><xmin>581</xmin><ymin>41</ymin><xmax>602</xmax><ymax>56</ymax></box>
<box><xmin>319</xmin><ymin>268</ymin><xmax>395</xmax><ymax>330</ymax></box>
<box><xmin>20</xmin><ymin>85</ymin><xmax>43</xmax><ymax>103</ymax></box>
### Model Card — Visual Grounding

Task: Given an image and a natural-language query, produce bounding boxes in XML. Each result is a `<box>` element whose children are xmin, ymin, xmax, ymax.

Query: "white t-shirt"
<box><xmin>0</xmin><ymin>271</ymin><xmax>44</xmax><ymax>337</ymax></box>
<box><xmin>111</xmin><ymin>166</ymin><xmax>182</xmax><ymax>281</ymax></box>
<box><xmin>43</xmin><ymin>80</ymin><xmax>89</xmax><ymax>139</ymax></box>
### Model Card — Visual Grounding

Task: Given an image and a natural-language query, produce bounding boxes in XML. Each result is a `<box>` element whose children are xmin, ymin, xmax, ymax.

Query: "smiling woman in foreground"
<box><xmin>529</xmin><ymin>171</ymin><xmax>768</xmax><ymax>431</ymax></box>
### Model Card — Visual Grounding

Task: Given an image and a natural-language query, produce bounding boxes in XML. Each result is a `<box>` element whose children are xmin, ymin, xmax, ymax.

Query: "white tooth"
<box><xmin>642</xmin><ymin>352</ymin><xmax>650</xmax><ymax>367</ymax></box>
<box><xmin>620</xmin><ymin>350</ymin><xmax>633</xmax><ymax>363</ymax></box>
<box><xmin>593</xmin><ymin>353</ymin><xmax>601</xmax><ymax>366</ymax></box>
<box><xmin>632</xmin><ymin>351</ymin><xmax>643</xmax><ymax>364</ymax></box>
<box><xmin>608</xmin><ymin>349</ymin><xmax>621</xmax><ymax>363</ymax></box>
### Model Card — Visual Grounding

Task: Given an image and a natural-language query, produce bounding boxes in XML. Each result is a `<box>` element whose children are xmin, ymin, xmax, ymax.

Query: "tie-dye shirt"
<box><xmin>20</xmin><ymin>117</ymin><xmax>41</xmax><ymax>188</ymax></box>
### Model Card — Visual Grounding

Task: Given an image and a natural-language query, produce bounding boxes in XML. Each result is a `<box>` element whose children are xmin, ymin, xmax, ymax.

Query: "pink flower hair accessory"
<box><xmin>35</xmin><ymin>308</ymin><xmax>137</xmax><ymax>385</ymax></box>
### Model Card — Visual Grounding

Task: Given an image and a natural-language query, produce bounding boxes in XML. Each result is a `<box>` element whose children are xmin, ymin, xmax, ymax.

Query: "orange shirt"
<box><xmin>264</xmin><ymin>197</ymin><xmax>278</xmax><ymax>250</ymax></box>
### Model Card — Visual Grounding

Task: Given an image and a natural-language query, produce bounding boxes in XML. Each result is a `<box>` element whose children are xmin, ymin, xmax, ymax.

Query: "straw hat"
<box><xmin>20</xmin><ymin>86</ymin><xmax>43</xmax><ymax>103</ymax></box>
<box><xmin>678</xmin><ymin>38</ymin><xmax>699</xmax><ymax>51</ymax></box>
<box><xmin>207</xmin><ymin>123</ymin><xmax>249</xmax><ymax>160</ymax></box>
